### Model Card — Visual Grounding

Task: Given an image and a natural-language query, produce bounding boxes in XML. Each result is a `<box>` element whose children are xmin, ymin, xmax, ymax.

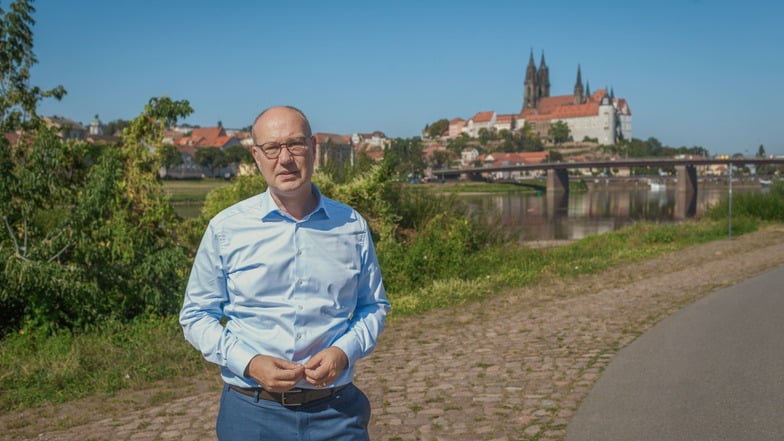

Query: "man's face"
<box><xmin>251</xmin><ymin>108</ymin><xmax>315</xmax><ymax>196</ymax></box>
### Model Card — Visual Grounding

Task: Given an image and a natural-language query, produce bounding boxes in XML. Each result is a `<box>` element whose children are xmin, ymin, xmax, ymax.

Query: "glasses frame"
<box><xmin>254</xmin><ymin>137</ymin><xmax>311</xmax><ymax>159</ymax></box>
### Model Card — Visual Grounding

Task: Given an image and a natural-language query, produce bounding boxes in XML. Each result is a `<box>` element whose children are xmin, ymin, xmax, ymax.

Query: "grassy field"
<box><xmin>162</xmin><ymin>179</ymin><xmax>231</xmax><ymax>202</ymax></box>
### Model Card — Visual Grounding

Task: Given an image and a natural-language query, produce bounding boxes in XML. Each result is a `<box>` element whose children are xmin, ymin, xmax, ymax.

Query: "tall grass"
<box><xmin>0</xmin><ymin>316</ymin><xmax>210</xmax><ymax>410</ymax></box>
<box><xmin>704</xmin><ymin>182</ymin><xmax>784</xmax><ymax>233</ymax></box>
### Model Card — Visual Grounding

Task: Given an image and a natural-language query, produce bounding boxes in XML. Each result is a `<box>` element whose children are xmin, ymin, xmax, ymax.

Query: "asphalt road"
<box><xmin>567</xmin><ymin>264</ymin><xmax>784</xmax><ymax>441</ymax></box>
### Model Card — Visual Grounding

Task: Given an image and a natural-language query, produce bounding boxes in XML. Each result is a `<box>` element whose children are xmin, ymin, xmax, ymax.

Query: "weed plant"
<box><xmin>704</xmin><ymin>182</ymin><xmax>784</xmax><ymax>233</ymax></box>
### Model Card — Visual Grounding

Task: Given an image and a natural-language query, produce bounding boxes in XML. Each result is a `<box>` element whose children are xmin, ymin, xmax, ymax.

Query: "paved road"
<box><xmin>567</xmin><ymin>265</ymin><xmax>784</xmax><ymax>441</ymax></box>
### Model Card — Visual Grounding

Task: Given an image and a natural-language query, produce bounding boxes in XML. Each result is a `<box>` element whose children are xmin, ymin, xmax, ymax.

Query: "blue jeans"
<box><xmin>216</xmin><ymin>383</ymin><xmax>371</xmax><ymax>441</ymax></box>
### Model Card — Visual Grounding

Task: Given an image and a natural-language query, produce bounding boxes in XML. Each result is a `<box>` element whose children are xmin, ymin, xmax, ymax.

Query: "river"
<box><xmin>460</xmin><ymin>183</ymin><xmax>767</xmax><ymax>242</ymax></box>
<box><xmin>173</xmin><ymin>181</ymin><xmax>769</xmax><ymax>243</ymax></box>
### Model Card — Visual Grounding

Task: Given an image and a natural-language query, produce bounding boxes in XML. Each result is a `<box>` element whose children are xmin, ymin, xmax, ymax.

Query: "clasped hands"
<box><xmin>245</xmin><ymin>347</ymin><xmax>348</xmax><ymax>393</ymax></box>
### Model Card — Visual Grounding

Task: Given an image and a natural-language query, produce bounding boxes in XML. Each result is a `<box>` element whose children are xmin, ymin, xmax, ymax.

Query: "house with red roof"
<box><xmin>163</xmin><ymin>125</ymin><xmax>243</xmax><ymax>179</ymax></box>
<box><xmin>494</xmin><ymin>114</ymin><xmax>516</xmax><ymax>132</ymax></box>
<box><xmin>175</xmin><ymin>126</ymin><xmax>241</xmax><ymax>152</ymax></box>
<box><xmin>448</xmin><ymin>118</ymin><xmax>466</xmax><ymax>138</ymax></box>
<box><xmin>480</xmin><ymin>151</ymin><xmax>549</xmax><ymax>180</ymax></box>
<box><xmin>464</xmin><ymin>111</ymin><xmax>496</xmax><ymax>137</ymax></box>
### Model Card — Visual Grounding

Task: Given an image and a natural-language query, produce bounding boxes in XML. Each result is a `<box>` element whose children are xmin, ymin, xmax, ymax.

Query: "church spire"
<box><xmin>537</xmin><ymin>51</ymin><xmax>550</xmax><ymax>99</ymax></box>
<box><xmin>523</xmin><ymin>48</ymin><xmax>539</xmax><ymax>110</ymax></box>
<box><xmin>574</xmin><ymin>64</ymin><xmax>584</xmax><ymax>104</ymax></box>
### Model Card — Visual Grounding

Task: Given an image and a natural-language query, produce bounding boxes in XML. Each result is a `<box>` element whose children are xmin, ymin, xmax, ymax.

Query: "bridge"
<box><xmin>432</xmin><ymin>157</ymin><xmax>784</xmax><ymax>218</ymax></box>
<box><xmin>432</xmin><ymin>157</ymin><xmax>784</xmax><ymax>193</ymax></box>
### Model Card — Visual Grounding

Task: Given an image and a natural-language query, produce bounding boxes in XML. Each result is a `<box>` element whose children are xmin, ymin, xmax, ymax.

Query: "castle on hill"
<box><xmin>450</xmin><ymin>50</ymin><xmax>632</xmax><ymax>145</ymax></box>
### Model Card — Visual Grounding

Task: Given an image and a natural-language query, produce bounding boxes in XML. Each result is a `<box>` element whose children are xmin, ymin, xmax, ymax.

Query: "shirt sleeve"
<box><xmin>331</xmin><ymin>217</ymin><xmax>391</xmax><ymax>366</ymax></box>
<box><xmin>178</xmin><ymin>223</ymin><xmax>258</xmax><ymax>378</ymax></box>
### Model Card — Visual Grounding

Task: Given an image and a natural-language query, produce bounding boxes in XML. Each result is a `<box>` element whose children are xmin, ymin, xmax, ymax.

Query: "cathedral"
<box><xmin>520</xmin><ymin>51</ymin><xmax>632</xmax><ymax>145</ymax></box>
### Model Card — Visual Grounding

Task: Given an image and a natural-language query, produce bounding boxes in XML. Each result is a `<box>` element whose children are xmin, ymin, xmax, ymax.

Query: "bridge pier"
<box><xmin>676</xmin><ymin>165</ymin><xmax>698</xmax><ymax>194</ymax></box>
<box><xmin>546</xmin><ymin>168</ymin><xmax>570</xmax><ymax>219</ymax></box>
<box><xmin>547</xmin><ymin>168</ymin><xmax>570</xmax><ymax>195</ymax></box>
<box><xmin>675</xmin><ymin>165</ymin><xmax>698</xmax><ymax>219</ymax></box>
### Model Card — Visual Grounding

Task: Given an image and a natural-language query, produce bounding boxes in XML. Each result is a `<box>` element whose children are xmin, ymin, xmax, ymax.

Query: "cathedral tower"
<box><xmin>536</xmin><ymin>52</ymin><xmax>550</xmax><ymax>100</ymax></box>
<box><xmin>523</xmin><ymin>50</ymin><xmax>538</xmax><ymax>110</ymax></box>
<box><xmin>573</xmin><ymin>65</ymin><xmax>584</xmax><ymax>105</ymax></box>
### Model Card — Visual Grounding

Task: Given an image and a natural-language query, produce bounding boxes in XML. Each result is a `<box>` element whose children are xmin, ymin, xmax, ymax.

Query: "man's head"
<box><xmin>251</xmin><ymin>106</ymin><xmax>316</xmax><ymax>199</ymax></box>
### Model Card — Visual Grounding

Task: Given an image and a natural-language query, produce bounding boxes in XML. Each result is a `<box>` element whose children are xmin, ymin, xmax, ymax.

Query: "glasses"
<box><xmin>254</xmin><ymin>137</ymin><xmax>310</xmax><ymax>159</ymax></box>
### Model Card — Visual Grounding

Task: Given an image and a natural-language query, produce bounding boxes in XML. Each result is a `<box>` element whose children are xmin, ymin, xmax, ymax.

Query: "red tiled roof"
<box><xmin>615</xmin><ymin>98</ymin><xmax>632</xmax><ymax>115</ymax></box>
<box><xmin>314</xmin><ymin>133</ymin><xmax>351</xmax><ymax>145</ymax></box>
<box><xmin>450</xmin><ymin>117</ymin><xmax>465</xmax><ymax>123</ymax></box>
<box><xmin>470</xmin><ymin>111</ymin><xmax>494</xmax><ymax>123</ymax></box>
<box><xmin>522</xmin><ymin>90</ymin><xmax>610</xmax><ymax>121</ymax></box>
<box><xmin>176</xmin><ymin>126</ymin><xmax>236</xmax><ymax>149</ymax></box>
<box><xmin>495</xmin><ymin>114</ymin><xmax>514</xmax><ymax>123</ymax></box>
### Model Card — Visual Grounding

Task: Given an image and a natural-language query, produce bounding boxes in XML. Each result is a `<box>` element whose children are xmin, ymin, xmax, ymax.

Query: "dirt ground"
<box><xmin>3</xmin><ymin>225</ymin><xmax>784</xmax><ymax>441</ymax></box>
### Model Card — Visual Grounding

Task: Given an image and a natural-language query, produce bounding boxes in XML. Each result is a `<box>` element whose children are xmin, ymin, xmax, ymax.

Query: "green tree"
<box><xmin>385</xmin><ymin>137</ymin><xmax>425</xmax><ymax>180</ymax></box>
<box><xmin>194</xmin><ymin>146</ymin><xmax>228</xmax><ymax>177</ymax></box>
<box><xmin>520</xmin><ymin>123</ymin><xmax>543</xmax><ymax>152</ymax></box>
<box><xmin>102</xmin><ymin>118</ymin><xmax>130</xmax><ymax>136</ymax></box>
<box><xmin>158</xmin><ymin>143</ymin><xmax>183</xmax><ymax>169</ymax></box>
<box><xmin>0</xmin><ymin>96</ymin><xmax>194</xmax><ymax>335</ymax></box>
<box><xmin>446</xmin><ymin>133</ymin><xmax>471</xmax><ymax>155</ymax></box>
<box><xmin>426</xmin><ymin>118</ymin><xmax>449</xmax><ymax>138</ymax></box>
<box><xmin>757</xmin><ymin>144</ymin><xmax>766</xmax><ymax>158</ymax></box>
<box><xmin>548</xmin><ymin>121</ymin><xmax>570</xmax><ymax>145</ymax></box>
<box><xmin>429</xmin><ymin>149</ymin><xmax>455</xmax><ymax>170</ymax></box>
<box><xmin>0</xmin><ymin>2</ymin><xmax>196</xmax><ymax>335</ymax></box>
<box><xmin>224</xmin><ymin>144</ymin><xmax>253</xmax><ymax>164</ymax></box>
<box><xmin>0</xmin><ymin>0</ymin><xmax>66</xmax><ymax>134</ymax></box>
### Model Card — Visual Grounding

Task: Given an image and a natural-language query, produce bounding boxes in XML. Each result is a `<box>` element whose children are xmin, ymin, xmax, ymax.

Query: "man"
<box><xmin>180</xmin><ymin>106</ymin><xmax>390</xmax><ymax>441</ymax></box>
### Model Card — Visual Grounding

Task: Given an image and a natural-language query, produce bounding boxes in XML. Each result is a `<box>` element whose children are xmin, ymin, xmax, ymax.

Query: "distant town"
<box><xmin>38</xmin><ymin>51</ymin><xmax>780</xmax><ymax>181</ymax></box>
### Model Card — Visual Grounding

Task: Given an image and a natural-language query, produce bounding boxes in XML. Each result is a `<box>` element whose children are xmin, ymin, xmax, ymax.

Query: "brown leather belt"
<box><xmin>228</xmin><ymin>384</ymin><xmax>348</xmax><ymax>406</ymax></box>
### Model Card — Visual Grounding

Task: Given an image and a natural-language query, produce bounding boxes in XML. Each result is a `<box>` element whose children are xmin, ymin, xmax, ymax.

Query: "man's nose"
<box><xmin>278</xmin><ymin>145</ymin><xmax>295</xmax><ymax>163</ymax></box>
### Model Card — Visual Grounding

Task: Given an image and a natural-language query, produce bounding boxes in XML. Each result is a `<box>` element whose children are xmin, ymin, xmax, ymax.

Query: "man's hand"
<box><xmin>304</xmin><ymin>347</ymin><xmax>348</xmax><ymax>388</ymax></box>
<box><xmin>245</xmin><ymin>355</ymin><xmax>305</xmax><ymax>393</ymax></box>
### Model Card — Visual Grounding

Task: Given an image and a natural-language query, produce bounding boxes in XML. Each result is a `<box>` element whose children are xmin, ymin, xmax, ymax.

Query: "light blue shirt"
<box><xmin>179</xmin><ymin>186</ymin><xmax>390</xmax><ymax>388</ymax></box>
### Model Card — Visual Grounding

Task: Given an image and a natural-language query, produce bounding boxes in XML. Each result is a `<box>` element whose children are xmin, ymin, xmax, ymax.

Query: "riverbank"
<box><xmin>4</xmin><ymin>225</ymin><xmax>784</xmax><ymax>441</ymax></box>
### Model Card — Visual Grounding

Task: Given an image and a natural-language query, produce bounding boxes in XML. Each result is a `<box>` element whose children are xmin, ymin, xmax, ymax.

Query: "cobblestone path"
<box><xmin>4</xmin><ymin>228</ymin><xmax>784</xmax><ymax>441</ymax></box>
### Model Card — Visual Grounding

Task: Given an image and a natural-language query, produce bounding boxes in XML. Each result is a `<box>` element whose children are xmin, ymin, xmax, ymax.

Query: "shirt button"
<box><xmin>298</xmin><ymin>305</ymin><xmax>304</xmax><ymax>311</ymax></box>
<box><xmin>296</xmin><ymin>249</ymin><xmax>302</xmax><ymax>256</ymax></box>
<box><xmin>296</xmin><ymin>334</ymin><xmax>302</xmax><ymax>340</ymax></box>
<box><xmin>297</xmin><ymin>279</ymin><xmax>303</xmax><ymax>285</ymax></box>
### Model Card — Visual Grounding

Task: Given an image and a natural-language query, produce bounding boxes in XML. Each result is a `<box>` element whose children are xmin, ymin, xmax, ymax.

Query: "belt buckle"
<box><xmin>280</xmin><ymin>388</ymin><xmax>304</xmax><ymax>406</ymax></box>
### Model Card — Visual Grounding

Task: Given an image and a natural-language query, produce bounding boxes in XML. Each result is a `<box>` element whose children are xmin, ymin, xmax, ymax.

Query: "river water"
<box><xmin>174</xmin><ymin>182</ymin><xmax>768</xmax><ymax>243</ymax></box>
<box><xmin>460</xmin><ymin>183</ymin><xmax>766</xmax><ymax>242</ymax></box>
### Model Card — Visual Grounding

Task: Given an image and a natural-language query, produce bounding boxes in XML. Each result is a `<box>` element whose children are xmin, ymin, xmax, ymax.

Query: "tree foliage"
<box><xmin>0</xmin><ymin>6</ymin><xmax>195</xmax><ymax>335</ymax></box>
<box><xmin>548</xmin><ymin>120</ymin><xmax>570</xmax><ymax>145</ymax></box>
<box><xmin>385</xmin><ymin>137</ymin><xmax>425</xmax><ymax>180</ymax></box>
<box><xmin>0</xmin><ymin>92</ymin><xmax>193</xmax><ymax>335</ymax></box>
<box><xmin>425</xmin><ymin>118</ymin><xmax>449</xmax><ymax>138</ymax></box>
<box><xmin>0</xmin><ymin>0</ymin><xmax>65</xmax><ymax>134</ymax></box>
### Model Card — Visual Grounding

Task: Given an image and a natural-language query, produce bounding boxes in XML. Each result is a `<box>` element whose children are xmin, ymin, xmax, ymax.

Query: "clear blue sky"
<box><xmin>30</xmin><ymin>0</ymin><xmax>783</xmax><ymax>156</ymax></box>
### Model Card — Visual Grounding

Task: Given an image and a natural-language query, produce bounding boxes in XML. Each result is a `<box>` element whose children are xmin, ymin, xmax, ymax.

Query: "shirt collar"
<box><xmin>260</xmin><ymin>184</ymin><xmax>329</xmax><ymax>222</ymax></box>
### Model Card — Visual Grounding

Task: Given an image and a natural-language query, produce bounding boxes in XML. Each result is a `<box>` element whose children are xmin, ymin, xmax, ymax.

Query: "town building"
<box><xmin>521</xmin><ymin>52</ymin><xmax>632</xmax><ymax>145</ymax></box>
<box><xmin>314</xmin><ymin>133</ymin><xmax>355</xmax><ymax>173</ymax></box>
<box><xmin>446</xmin><ymin>51</ymin><xmax>633</xmax><ymax>146</ymax></box>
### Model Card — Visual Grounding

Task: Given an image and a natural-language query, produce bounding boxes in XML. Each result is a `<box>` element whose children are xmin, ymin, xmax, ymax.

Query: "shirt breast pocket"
<box><xmin>310</xmin><ymin>232</ymin><xmax>363</xmax><ymax>308</ymax></box>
